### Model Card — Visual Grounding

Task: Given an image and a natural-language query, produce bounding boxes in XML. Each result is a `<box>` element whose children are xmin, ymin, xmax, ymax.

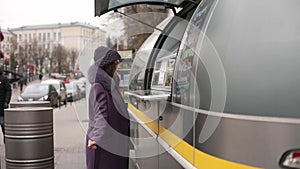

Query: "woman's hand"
<box><xmin>88</xmin><ymin>139</ymin><xmax>97</xmax><ymax>150</ymax></box>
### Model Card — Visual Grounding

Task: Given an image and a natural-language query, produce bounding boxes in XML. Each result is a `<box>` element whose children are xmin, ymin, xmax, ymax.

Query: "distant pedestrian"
<box><xmin>23</xmin><ymin>73</ymin><xmax>27</xmax><ymax>86</ymax></box>
<box><xmin>0</xmin><ymin>69</ymin><xmax>12</xmax><ymax>143</ymax></box>
<box><xmin>39</xmin><ymin>73</ymin><xmax>43</xmax><ymax>81</ymax></box>
<box><xmin>64</xmin><ymin>77</ymin><xmax>69</xmax><ymax>84</ymax></box>
<box><xmin>86</xmin><ymin>46</ymin><xmax>129</xmax><ymax>169</ymax></box>
<box><xmin>19</xmin><ymin>77</ymin><xmax>24</xmax><ymax>93</ymax></box>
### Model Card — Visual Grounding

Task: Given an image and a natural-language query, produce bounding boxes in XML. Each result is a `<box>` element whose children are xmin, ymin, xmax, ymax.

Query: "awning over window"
<box><xmin>95</xmin><ymin>0</ymin><xmax>185</xmax><ymax>16</ymax></box>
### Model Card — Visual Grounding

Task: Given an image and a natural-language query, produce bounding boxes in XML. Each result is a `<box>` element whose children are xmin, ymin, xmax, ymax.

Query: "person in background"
<box><xmin>0</xmin><ymin>69</ymin><xmax>12</xmax><ymax>143</ymax></box>
<box><xmin>64</xmin><ymin>77</ymin><xmax>69</xmax><ymax>84</ymax></box>
<box><xmin>23</xmin><ymin>72</ymin><xmax>27</xmax><ymax>86</ymax></box>
<box><xmin>39</xmin><ymin>73</ymin><xmax>43</xmax><ymax>81</ymax></box>
<box><xmin>86</xmin><ymin>46</ymin><xmax>129</xmax><ymax>169</ymax></box>
<box><xmin>18</xmin><ymin>76</ymin><xmax>24</xmax><ymax>93</ymax></box>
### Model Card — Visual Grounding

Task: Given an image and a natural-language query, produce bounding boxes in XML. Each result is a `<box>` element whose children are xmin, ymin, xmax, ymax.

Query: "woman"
<box><xmin>86</xmin><ymin>46</ymin><xmax>129</xmax><ymax>169</ymax></box>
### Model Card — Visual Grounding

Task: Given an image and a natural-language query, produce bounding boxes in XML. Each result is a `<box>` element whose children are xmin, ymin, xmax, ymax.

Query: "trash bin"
<box><xmin>4</xmin><ymin>107</ymin><xmax>54</xmax><ymax>169</ymax></box>
<box><xmin>9</xmin><ymin>101</ymin><xmax>51</xmax><ymax>108</ymax></box>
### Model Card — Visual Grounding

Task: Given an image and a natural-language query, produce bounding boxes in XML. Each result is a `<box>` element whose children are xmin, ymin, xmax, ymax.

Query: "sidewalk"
<box><xmin>53</xmin><ymin>103</ymin><xmax>87</xmax><ymax>169</ymax></box>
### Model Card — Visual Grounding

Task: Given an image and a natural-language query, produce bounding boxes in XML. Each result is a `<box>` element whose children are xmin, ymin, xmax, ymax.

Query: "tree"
<box><xmin>69</xmin><ymin>49</ymin><xmax>78</xmax><ymax>71</ymax></box>
<box><xmin>8</xmin><ymin>36</ymin><xmax>18</xmax><ymax>69</ymax></box>
<box><xmin>106</xmin><ymin>36</ymin><xmax>114</xmax><ymax>48</ymax></box>
<box><xmin>18</xmin><ymin>46</ymin><xmax>29</xmax><ymax>73</ymax></box>
<box><xmin>28</xmin><ymin>39</ymin><xmax>39</xmax><ymax>71</ymax></box>
<box><xmin>51</xmin><ymin>44</ymin><xmax>67</xmax><ymax>73</ymax></box>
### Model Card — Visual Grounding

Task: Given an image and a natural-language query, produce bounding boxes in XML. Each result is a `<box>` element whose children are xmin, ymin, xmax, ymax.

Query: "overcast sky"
<box><xmin>0</xmin><ymin>0</ymin><xmax>101</xmax><ymax>28</ymax></box>
<box><xmin>0</xmin><ymin>0</ymin><xmax>125</xmax><ymax>38</ymax></box>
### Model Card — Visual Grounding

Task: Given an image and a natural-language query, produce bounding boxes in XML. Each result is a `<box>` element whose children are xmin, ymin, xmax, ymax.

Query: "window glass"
<box><xmin>47</xmin><ymin>83</ymin><xmax>59</xmax><ymax>90</ymax></box>
<box><xmin>58</xmin><ymin>32</ymin><xmax>61</xmax><ymax>41</ymax></box>
<box><xmin>50</xmin><ymin>85</ymin><xmax>55</xmax><ymax>92</ymax></box>
<box><xmin>129</xmin><ymin>16</ymin><xmax>173</xmax><ymax>90</ymax></box>
<box><xmin>43</xmin><ymin>33</ymin><xmax>46</xmax><ymax>41</ymax></box>
<box><xmin>24</xmin><ymin>85</ymin><xmax>49</xmax><ymax>94</ymax></box>
<box><xmin>152</xmin><ymin>53</ymin><xmax>176</xmax><ymax>90</ymax></box>
<box><xmin>129</xmin><ymin>32</ymin><xmax>160</xmax><ymax>90</ymax></box>
<box><xmin>151</xmin><ymin>18</ymin><xmax>189</xmax><ymax>92</ymax></box>
<box><xmin>172</xmin><ymin>0</ymin><xmax>215</xmax><ymax>106</ymax></box>
<box><xmin>172</xmin><ymin>46</ymin><xmax>197</xmax><ymax>106</ymax></box>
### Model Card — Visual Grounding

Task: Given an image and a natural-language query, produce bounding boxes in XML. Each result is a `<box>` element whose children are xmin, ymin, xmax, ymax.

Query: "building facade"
<box><xmin>10</xmin><ymin>22</ymin><xmax>106</xmax><ymax>73</ymax></box>
<box><xmin>0</xmin><ymin>29</ymin><xmax>15</xmax><ymax>59</ymax></box>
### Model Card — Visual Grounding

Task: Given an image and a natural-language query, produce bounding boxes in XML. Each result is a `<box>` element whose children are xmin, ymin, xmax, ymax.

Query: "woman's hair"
<box><xmin>103</xmin><ymin>60</ymin><xmax>119</xmax><ymax>77</ymax></box>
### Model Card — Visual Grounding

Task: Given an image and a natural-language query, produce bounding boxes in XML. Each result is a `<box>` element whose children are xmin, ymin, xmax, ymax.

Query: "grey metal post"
<box><xmin>4</xmin><ymin>107</ymin><xmax>54</xmax><ymax>169</ymax></box>
<box><xmin>9</xmin><ymin>101</ymin><xmax>51</xmax><ymax>108</ymax></box>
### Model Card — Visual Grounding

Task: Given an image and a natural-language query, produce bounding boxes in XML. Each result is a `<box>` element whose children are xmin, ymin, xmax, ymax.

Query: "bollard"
<box><xmin>4</xmin><ymin>107</ymin><xmax>54</xmax><ymax>169</ymax></box>
<box><xmin>9</xmin><ymin>101</ymin><xmax>51</xmax><ymax>108</ymax></box>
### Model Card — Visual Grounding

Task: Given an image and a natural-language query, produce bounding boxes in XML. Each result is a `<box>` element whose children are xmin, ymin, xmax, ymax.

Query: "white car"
<box><xmin>70</xmin><ymin>80</ymin><xmax>86</xmax><ymax>98</ymax></box>
<box><xmin>65</xmin><ymin>83</ymin><xmax>81</xmax><ymax>101</ymax></box>
<box><xmin>41</xmin><ymin>79</ymin><xmax>67</xmax><ymax>105</ymax></box>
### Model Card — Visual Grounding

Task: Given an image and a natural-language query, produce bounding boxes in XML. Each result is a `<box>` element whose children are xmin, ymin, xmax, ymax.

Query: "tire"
<box><xmin>64</xmin><ymin>95</ymin><xmax>67</xmax><ymax>106</ymax></box>
<box><xmin>50</xmin><ymin>99</ymin><xmax>55</xmax><ymax>107</ymax></box>
<box><xmin>55</xmin><ymin>98</ymin><xmax>60</xmax><ymax>108</ymax></box>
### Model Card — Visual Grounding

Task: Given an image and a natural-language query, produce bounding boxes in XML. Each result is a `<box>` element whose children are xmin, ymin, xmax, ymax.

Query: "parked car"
<box><xmin>66</xmin><ymin>83</ymin><xmax>81</xmax><ymax>101</ymax></box>
<box><xmin>18</xmin><ymin>83</ymin><xmax>59</xmax><ymax>107</ymax></box>
<box><xmin>41</xmin><ymin>79</ymin><xmax>67</xmax><ymax>105</ymax></box>
<box><xmin>78</xmin><ymin>77</ymin><xmax>86</xmax><ymax>83</ymax></box>
<box><xmin>55</xmin><ymin>75</ymin><xmax>69</xmax><ymax>84</ymax></box>
<box><xmin>70</xmin><ymin>80</ymin><xmax>86</xmax><ymax>98</ymax></box>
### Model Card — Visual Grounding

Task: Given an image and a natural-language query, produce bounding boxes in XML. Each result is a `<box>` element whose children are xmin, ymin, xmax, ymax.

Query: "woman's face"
<box><xmin>113</xmin><ymin>60</ymin><xmax>120</xmax><ymax>73</ymax></box>
<box><xmin>105</xmin><ymin>60</ymin><xmax>120</xmax><ymax>77</ymax></box>
<box><xmin>115</xmin><ymin>62</ymin><xmax>120</xmax><ymax>72</ymax></box>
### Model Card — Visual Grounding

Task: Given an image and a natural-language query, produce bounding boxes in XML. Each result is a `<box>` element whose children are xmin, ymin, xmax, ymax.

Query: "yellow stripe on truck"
<box><xmin>128</xmin><ymin>103</ymin><xmax>262</xmax><ymax>169</ymax></box>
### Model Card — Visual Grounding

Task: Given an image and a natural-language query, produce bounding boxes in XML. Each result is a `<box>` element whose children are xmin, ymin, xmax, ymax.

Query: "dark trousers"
<box><xmin>0</xmin><ymin>116</ymin><xmax>4</xmax><ymax>143</ymax></box>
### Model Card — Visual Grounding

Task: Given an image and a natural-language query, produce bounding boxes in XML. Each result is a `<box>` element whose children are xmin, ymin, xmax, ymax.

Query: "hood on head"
<box><xmin>94</xmin><ymin>46</ymin><xmax>122</xmax><ymax>69</ymax></box>
<box><xmin>87</xmin><ymin>64</ymin><xmax>115</xmax><ymax>92</ymax></box>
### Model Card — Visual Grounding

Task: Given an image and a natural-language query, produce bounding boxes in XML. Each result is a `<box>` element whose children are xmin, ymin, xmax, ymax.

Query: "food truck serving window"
<box><xmin>152</xmin><ymin>53</ymin><xmax>176</xmax><ymax>91</ymax></box>
<box><xmin>95</xmin><ymin>0</ymin><xmax>185</xmax><ymax>16</ymax></box>
<box><xmin>151</xmin><ymin>18</ymin><xmax>190</xmax><ymax>92</ymax></box>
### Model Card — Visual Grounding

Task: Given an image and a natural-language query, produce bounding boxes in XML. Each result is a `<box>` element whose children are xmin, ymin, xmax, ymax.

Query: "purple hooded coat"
<box><xmin>86</xmin><ymin>47</ymin><xmax>129</xmax><ymax>169</ymax></box>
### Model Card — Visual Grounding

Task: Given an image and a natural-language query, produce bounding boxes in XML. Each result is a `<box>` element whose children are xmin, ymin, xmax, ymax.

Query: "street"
<box><xmin>0</xmin><ymin>81</ymin><xmax>89</xmax><ymax>169</ymax></box>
